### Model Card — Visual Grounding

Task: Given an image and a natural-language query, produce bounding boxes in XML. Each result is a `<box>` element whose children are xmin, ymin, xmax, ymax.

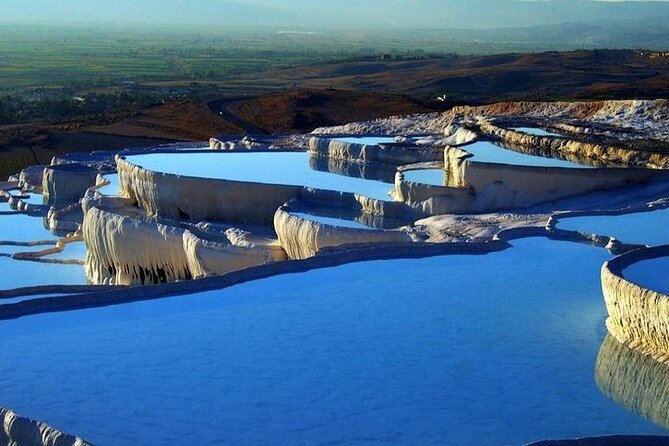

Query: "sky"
<box><xmin>1</xmin><ymin>0</ymin><xmax>669</xmax><ymax>29</ymax></box>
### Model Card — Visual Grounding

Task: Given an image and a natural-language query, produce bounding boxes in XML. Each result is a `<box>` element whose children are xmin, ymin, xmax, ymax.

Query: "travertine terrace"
<box><xmin>2</xmin><ymin>99</ymin><xmax>669</xmax><ymax>444</ymax></box>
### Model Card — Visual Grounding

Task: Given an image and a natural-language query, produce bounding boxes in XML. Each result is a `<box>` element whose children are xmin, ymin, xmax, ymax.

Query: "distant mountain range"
<box><xmin>4</xmin><ymin>0</ymin><xmax>669</xmax><ymax>30</ymax></box>
<box><xmin>445</xmin><ymin>16</ymin><xmax>669</xmax><ymax>49</ymax></box>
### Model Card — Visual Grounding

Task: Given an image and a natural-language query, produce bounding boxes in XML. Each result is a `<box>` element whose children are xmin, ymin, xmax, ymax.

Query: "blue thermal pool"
<box><xmin>402</xmin><ymin>168</ymin><xmax>447</xmax><ymax>186</ymax></box>
<box><xmin>0</xmin><ymin>213</ymin><xmax>86</xmax><ymax>289</ymax></box>
<box><xmin>41</xmin><ymin>242</ymin><xmax>88</xmax><ymax>261</ymax></box>
<box><xmin>623</xmin><ymin>256</ymin><xmax>669</xmax><ymax>295</ymax></box>
<box><xmin>96</xmin><ymin>174</ymin><xmax>120</xmax><ymax>196</ymax></box>
<box><xmin>557</xmin><ymin>208</ymin><xmax>669</xmax><ymax>246</ymax></box>
<box><xmin>0</xmin><ymin>244</ymin><xmax>53</xmax><ymax>256</ymax></box>
<box><xmin>291</xmin><ymin>212</ymin><xmax>374</xmax><ymax>229</ymax></box>
<box><xmin>333</xmin><ymin>136</ymin><xmax>397</xmax><ymax>145</ymax></box>
<box><xmin>0</xmin><ymin>213</ymin><xmax>56</xmax><ymax>243</ymax></box>
<box><xmin>124</xmin><ymin>152</ymin><xmax>395</xmax><ymax>201</ymax></box>
<box><xmin>461</xmin><ymin>141</ymin><xmax>593</xmax><ymax>169</ymax></box>
<box><xmin>0</xmin><ymin>257</ymin><xmax>86</xmax><ymax>290</ymax></box>
<box><xmin>512</xmin><ymin>127</ymin><xmax>563</xmax><ymax>137</ymax></box>
<box><xmin>21</xmin><ymin>193</ymin><xmax>46</xmax><ymax>205</ymax></box>
<box><xmin>0</xmin><ymin>237</ymin><xmax>666</xmax><ymax>445</ymax></box>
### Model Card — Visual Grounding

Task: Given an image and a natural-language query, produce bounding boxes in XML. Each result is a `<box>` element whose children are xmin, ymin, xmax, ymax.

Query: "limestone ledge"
<box><xmin>442</xmin><ymin>126</ymin><xmax>479</xmax><ymax>146</ymax></box>
<box><xmin>601</xmin><ymin>245</ymin><xmax>669</xmax><ymax>364</ymax></box>
<box><xmin>308</xmin><ymin>136</ymin><xmax>443</xmax><ymax>166</ymax></box>
<box><xmin>0</xmin><ymin>407</ymin><xmax>92</xmax><ymax>446</ymax></box>
<box><xmin>42</xmin><ymin>164</ymin><xmax>98</xmax><ymax>203</ymax></box>
<box><xmin>11</xmin><ymin>233</ymin><xmax>84</xmax><ymax>264</ymax></box>
<box><xmin>18</xmin><ymin>165</ymin><xmax>46</xmax><ymax>193</ymax></box>
<box><xmin>45</xmin><ymin>202</ymin><xmax>84</xmax><ymax>235</ymax></box>
<box><xmin>450</xmin><ymin>99</ymin><xmax>669</xmax><ymax>140</ymax></box>
<box><xmin>444</xmin><ymin>145</ymin><xmax>657</xmax><ymax>211</ymax></box>
<box><xmin>595</xmin><ymin>334</ymin><xmax>669</xmax><ymax>431</ymax></box>
<box><xmin>209</xmin><ymin>136</ymin><xmax>281</xmax><ymax>151</ymax></box>
<box><xmin>299</xmin><ymin>188</ymin><xmax>417</xmax><ymax>220</ymax></box>
<box><xmin>117</xmin><ymin>153</ymin><xmax>425</xmax><ymax>225</ymax></box>
<box><xmin>479</xmin><ymin>120</ymin><xmax>669</xmax><ymax>168</ymax></box>
<box><xmin>83</xmin><ymin>206</ymin><xmax>286</xmax><ymax>285</ymax></box>
<box><xmin>393</xmin><ymin>168</ymin><xmax>477</xmax><ymax>216</ymax></box>
<box><xmin>311</xmin><ymin>100</ymin><xmax>669</xmax><ymax>143</ymax></box>
<box><xmin>274</xmin><ymin>205</ymin><xmax>413</xmax><ymax>260</ymax></box>
<box><xmin>117</xmin><ymin>155</ymin><xmax>302</xmax><ymax>226</ymax></box>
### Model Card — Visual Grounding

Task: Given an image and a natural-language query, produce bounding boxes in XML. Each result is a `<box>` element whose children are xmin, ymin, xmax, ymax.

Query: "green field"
<box><xmin>2</xmin><ymin>23</ymin><xmax>617</xmax><ymax>93</ymax></box>
<box><xmin>2</xmin><ymin>21</ymin><xmax>667</xmax><ymax>125</ymax></box>
<box><xmin>0</xmin><ymin>25</ymin><xmax>416</xmax><ymax>91</ymax></box>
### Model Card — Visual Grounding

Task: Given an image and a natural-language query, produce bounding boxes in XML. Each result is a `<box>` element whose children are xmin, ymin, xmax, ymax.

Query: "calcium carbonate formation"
<box><xmin>2</xmin><ymin>100</ymin><xmax>669</xmax><ymax>443</ymax></box>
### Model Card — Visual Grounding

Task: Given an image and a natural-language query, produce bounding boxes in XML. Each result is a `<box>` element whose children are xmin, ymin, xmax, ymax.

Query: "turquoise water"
<box><xmin>0</xmin><ymin>244</ymin><xmax>54</xmax><ymax>256</ymax></box>
<box><xmin>334</xmin><ymin>136</ymin><xmax>397</xmax><ymax>145</ymax></box>
<box><xmin>623</xmin><ymin>256</ymin><xmax>669</xmax><ymax>295</ymax></box>
<box><xmin>125</xmin><ymin>152</ymin><xmax>395</xmax><ymax>201</ymax></box>
<box><xmin>0</xmin><ymin>257</ymin><xmax>86</xmax><ymax>290</ymax></box>
<box><xmin>0</xmin><ymin>214</ymin><xmax>55</xmax><ymax>243</ymax></box>
<box><xmin>402</xmin><ymin>168</ymin><xmax>447</xmax><ymax>186</ymax></box>
<box><xmin>0</xmin><ymin>213</ymin><xmax>86</xmax><ymax>289</ymax></box>
<box><xmin>557</xmin><ymin>208</ymin><xmax>669</xmax><ymax>246</ymax></box>
<box><xmin>96</xmin><ymin>174</ymin><xmax>120</xmax><ymax>196</ymax></box>
<box><xmin>462</xmin><ymin>141</ymin><xmax>593</xmax><ymax>169</ymax></box>
<box><xmin>41</xmin><ymin>242</ymin><xmax>87</xmax><ymax>261</ymax></box>
<box><xmin>292</xmin><ymin>212</ymin><xmax>371</xmax><ymax>229</ymax></box>
<box><xmin>20</xmin><ymin>193</ymin><xmax>46</xmax><ymax>205</ymax></box>
<box><xmin>0</xmin><ymin>238</ymin><xmax>665</xmax><ymax>445</ymax></box>
<box><xmin>512</xmin><ymin>127</ymin><xmax>562</xmax><ymax>137</ymax></box>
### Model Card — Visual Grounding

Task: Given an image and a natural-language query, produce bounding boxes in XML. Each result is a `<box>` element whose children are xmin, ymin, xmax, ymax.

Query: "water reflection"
<box><xmin>333</xmin><ymin>136</ymin><xmax>397</xmax><ymax>145</ymax></box>
<box><xmin>557</xmin><ymin>208</ymin><xmax>669</xmax><ymax>247</ymax></box>
<box><xmin>125</xmin><ymin>151</ymin><xmax>396</xmax><ymax>201</ymax></box>
<box><xmin>307</xmin><ymin>154</ymin><xmax>397</xmax><ymax>183</ymax></box>
<box><xmin>462</xmin><ymin>140</ymin><xmax>605</xmax><ymax>169</ymax></box>
<box><xmin>1</xmin><ymin>238</ymin><xmax>666</xmax><ymax>445</ymax></box>
<box><xmin>596</xmin><ymin>334</ymin><xmax>669</xmax><ymax>430</ymax></box>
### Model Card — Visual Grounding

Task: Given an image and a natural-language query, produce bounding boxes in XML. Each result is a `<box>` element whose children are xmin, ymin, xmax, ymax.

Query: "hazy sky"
<box><xmin>2</xmin><ymin>0</ymin><xmax>669</xmax><ymax>29</ymax></box>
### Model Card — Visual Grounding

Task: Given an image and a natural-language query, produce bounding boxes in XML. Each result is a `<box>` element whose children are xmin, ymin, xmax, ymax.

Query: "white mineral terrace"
<box><xmin>123</xmin><ymin>151</ymin><xmax>397</xmax><ymax>201</ymax></box>
<box><xmin>2</xmin><ymin>99</ymin><xmax>669</xmax><ymax>445</ymax></box>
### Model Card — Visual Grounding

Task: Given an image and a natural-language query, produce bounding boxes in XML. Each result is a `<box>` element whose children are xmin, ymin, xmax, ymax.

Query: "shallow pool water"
<box><xmin>557</xmin><ymin>208</ymin><xmax>669</xmax><ymax>246</ymax></box>
<box><xmin>0</xmin><ymin>213</ymin><xmax>55</xmax><ymax>243</ymax></box>
<box><xmin>0</xmin><ymin>244</ymin><xmax>54</xmax><ymax>256</ymax></box>
<box><xmin>291</xmin><ymin>212</ymin><xmax>372</xmax><ymax>229</ymax></box>
<box><xmin>512</xmin><ymin>127</ymin><xmax>563</xmax><ymax>137</ymax></box>
<box><xmin>20</xmin><ymin>193</ymin><xmax>46</xmax><ymax>205</ymax></box>
<box><xmin>0</xmin><ymin>238</ymin><xmax>665</xmax><ymax>445</ymax></box>
<box><xmin>402</xmin><ymin>168</ymin><xmax>447</xmax><ymax>186</ymax></box>
<box><xmin>333</xmin><ymin>136</ymin><xmax>397</xmax><ymax>145</ymax></box>
<box><xmin>125</xmin><ymin>152</ymin><xmax>395</xmax><ymax>201</ymax></box>
<box><xmin>623</xmin><ymin>256</ymin><xmax>669</xmax><ymax>295</ymax></box>
<box><xmin>462</xmin><ymin>141</ymin><xmax>593</xmax><ymax>169</ymax></box>
<box><xmin>0</xmin><ymin>257</ymin><xmax>86</xmax><ymax>290</ymax></box>
<box><xmin>41</xmin><ymin>242</ymin><xmax>88</xmax><ymax>261</ymax></box>
<box><xmin>96</xmin><ymin>174</ymin><xmax>120</xmax><ymax>196</ymax></box>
